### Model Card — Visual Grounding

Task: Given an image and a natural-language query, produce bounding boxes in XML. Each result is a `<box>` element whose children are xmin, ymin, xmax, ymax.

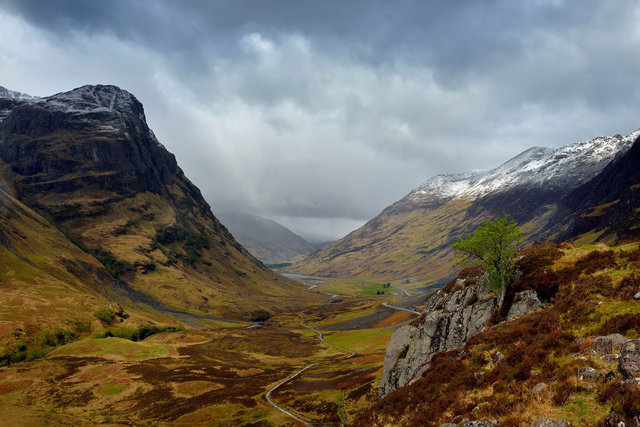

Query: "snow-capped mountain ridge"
<box><xmin>409</xmin><ymin>129</ymin><xmax>640</xmax><ymax>204</ymax></box>
<box><xmin>0</xmin><ymin>86</ymin><xmax>38</xmax><ymax>100</ymax></box>
<box><xmin>0</xmin><ymin>84</ymin><xmax>144</xmax><ymax>119</ymax></box>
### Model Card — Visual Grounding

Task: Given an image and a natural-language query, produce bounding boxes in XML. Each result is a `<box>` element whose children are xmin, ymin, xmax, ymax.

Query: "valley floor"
<box><xmin>0</xmin><ymin>277</ymin><xmax>424</xmax><ymax>426</ymax></box>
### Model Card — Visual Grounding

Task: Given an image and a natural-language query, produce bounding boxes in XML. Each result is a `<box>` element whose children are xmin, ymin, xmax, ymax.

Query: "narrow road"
<box><xmin>300</xmin><ymin>322</ymin><xmax>355</xmax><ymax>358</ymax></box>
<box><xmin>265</xmin><ymin>363</ymin><xmax>317</xmax><ymax>427</ymax></box>
<box><xmin>382</xmin><ymin>301</ymin><xmax>421</xmax><ymax>315</ymax></box>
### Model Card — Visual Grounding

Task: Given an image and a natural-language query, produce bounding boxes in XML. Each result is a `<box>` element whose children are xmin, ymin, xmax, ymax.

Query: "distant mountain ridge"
<box><xmin>0</xmin><ymin>84</ymin><xmax>320</xmax><ymax>330</ymax></box>
<box><xmin>289</xmin><ymin>129</ymin><xmax>640</xmax><ymax>283</ymax></box>
<box><xmin>216</xmin><ymin>212</ymin><xmax>317</xmax><ymax>264</ymax></box>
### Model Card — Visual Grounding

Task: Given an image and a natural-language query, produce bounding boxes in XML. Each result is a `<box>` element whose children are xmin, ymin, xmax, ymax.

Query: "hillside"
<box><xmin>356</xmin><ymin>242</ymin><xmax>640</xmax><ymax>426</ymax></box>
<box><xmin>216</xmin><ymin>212</ymin><xmax>317</xmax><ymax>264</ymax></box>
<box><xmin>289</xmin><ymin>130</ymin><xmax>640</xmax><ymax>285</ymax></box>
<box><xmin>0</xmin><ymin>186</ymin><xmax>114</xmax><ymax>347</ymax></box>
<box><xmin>0</xmin><ymin>84</ymin><xmax>322</xmax><ymax>323</ymax></box>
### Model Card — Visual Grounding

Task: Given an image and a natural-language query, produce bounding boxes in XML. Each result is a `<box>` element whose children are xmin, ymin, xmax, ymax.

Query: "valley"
<box><xmin>0</xmin><ymin>275</ymin><xmax>422</xmax><ymax>425</ymax></box>
<box><xmin>2</xmin><ymin>83</ymin><xmax>640</xmax><ymax>426</ymax></box>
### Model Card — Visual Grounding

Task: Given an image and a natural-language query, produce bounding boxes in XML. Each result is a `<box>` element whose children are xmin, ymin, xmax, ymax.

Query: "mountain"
<box><xmin>215</xmin><ymin>212</ymin><xmax>317</xmax><ymax>264</ymax></box>
<box><xmin>0</xmin><ymin>84</ymin><xmax>321</xmax><ymax>328</ymax></box>
<box><xmin>547</xmin><ymin>134</ymin><xmax>640</xmax><ymax>244</ymax></box>
<box><xmin>289</xmin><ymin>129</ymin><xmax>640</xmax><ymax>284</ymax></box>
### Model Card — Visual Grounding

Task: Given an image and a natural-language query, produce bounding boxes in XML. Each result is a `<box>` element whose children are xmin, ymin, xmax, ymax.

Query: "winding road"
<box><xmin>264</xmin><ymin>306</ymin><xmax>357</xmax><ymax>426</ymax></box>
<box><xmin>381</xmin><ymin>301</ymin><xmax>421</xmax><ymax>315</ymax></box>
<box><xmin>265</xmin><ymin>363</ymin><xmax>318</xmax><ymax>427</ymax></box>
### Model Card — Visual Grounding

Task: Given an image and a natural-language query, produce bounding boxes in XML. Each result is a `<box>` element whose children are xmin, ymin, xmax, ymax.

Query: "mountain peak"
<box><xmin>44</xmin><ymin>84</ymin><xmax>144</xmax><ymax>117</ymax></box>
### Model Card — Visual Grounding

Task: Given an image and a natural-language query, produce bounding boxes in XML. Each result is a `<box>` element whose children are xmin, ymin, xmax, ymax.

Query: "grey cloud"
<box><xmin>1</xmin><ymin>1</ymin><xmax>639</xmax><ymax>240</ymax></box>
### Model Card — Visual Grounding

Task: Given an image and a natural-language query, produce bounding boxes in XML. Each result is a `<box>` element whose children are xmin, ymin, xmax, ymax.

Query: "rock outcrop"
<box><xmin>380</xmin><ymin>272</ymin><xmax>549</xmax><ymax>398</ymax></box>
<box><xmin>380</xmin><ymin>274</ymin><xmax>497</xmax><ymax>398</ymax></box>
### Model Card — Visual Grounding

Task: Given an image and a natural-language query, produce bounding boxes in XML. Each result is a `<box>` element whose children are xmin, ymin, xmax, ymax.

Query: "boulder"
<box><xmin>603</xmin><ymin>411</ymin><xmax>626</xmax><ymax>427</ymax></box>
<box><xmin>507</xmin><ymin>290</ymin><xmax>546</xmax><ymax>320</ymax></box>
<box><xmin>491</xmin><ymin>351</ymin><xmax>505</xmax><ymax>364</ymax></box>
<box><xmin>590</xmin><ymin>333</ymin><xmax>629</xmax><ymax>356</ymax></box>
<box><xmin>619</xmin><ymin>339</ymin><xmax>640</xmax><ymax>378</ymax></box>
<box><xmin>578</xmin><ymin>367</ymin><xmax>601</xmax><ymax>382</ymax></box>
<box><xmin>531</xmin><ymin>382</ymin><xmax>547</xmax><ymax>393</ymax></box>
<box><xmin>507</xmin><ymin>290</ymin><xmax>545</xmax><ymax>320</ymax></box>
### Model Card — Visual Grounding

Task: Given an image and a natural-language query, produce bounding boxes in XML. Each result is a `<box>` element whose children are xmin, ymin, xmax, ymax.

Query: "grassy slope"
<box><xmin>290</xmin><ymin>197</ymin><xmax>496</xmax><ymax>286</ymax></box>
<box><xmin>356</xmin><ymin>242</ymin><xmax>640</xmax><ymax>426</ymax></box>
<box><xmin>0</xmin><ymin>186</ymin><xmax>113</xmax><ymax>347</ymax></box>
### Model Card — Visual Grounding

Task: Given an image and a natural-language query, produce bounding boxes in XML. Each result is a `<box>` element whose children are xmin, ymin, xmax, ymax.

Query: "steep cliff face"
<box><xmin>380</xmin><ymin>273</ymin><xmax>546</xmax><ymax>398</ymax></box>
<box><xmin>0</xmin><ymin>85</ymin><xmax>320</xmax><ymax>321</ymax></box>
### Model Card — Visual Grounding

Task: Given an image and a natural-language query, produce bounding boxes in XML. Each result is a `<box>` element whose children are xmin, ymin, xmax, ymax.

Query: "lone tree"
<box><xmin>452</xmin><ymin>213</ymin><xmax>523</xmax><ymax>298</ymax></box>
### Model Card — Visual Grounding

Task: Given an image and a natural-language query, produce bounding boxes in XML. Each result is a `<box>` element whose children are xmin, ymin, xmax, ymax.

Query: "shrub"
<box><xmin>599</xmin><ymin>380</ymin><xmax>640</xmax><ymax>420</ymax></box>
<box><xmin>574</xmin><ymin>249</ymin><xmax>618</xmax><ymax>275</ymax></box>
<box><xmin>616</xmin><ymin>275</ymin><xmax>640</xmax><ymax>300</ymax></box>
<box><xmin>100</xmin><ymin>324</ymin><xmax>182</xmax><ymax>342</ymax></box>
<box><xmin>93</xmin><ymin>307</ymin><xmax>115</xmax><ymax>325</ymax></box>
<box><xmin>598</xmin><ymin>313</ymin><xmax>640</xmax><ymax>337</ymax></box>
<box><xmin>88</xmin><ymin>247</ymin><xmax>124</xmax><ymax>279</ymax></box>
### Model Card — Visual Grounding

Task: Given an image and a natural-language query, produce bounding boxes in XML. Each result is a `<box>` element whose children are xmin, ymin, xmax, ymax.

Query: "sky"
<box><xmin>1</xmin><ymin>1</ymin><xmax>639</xmax><ymax>242</ymax></box>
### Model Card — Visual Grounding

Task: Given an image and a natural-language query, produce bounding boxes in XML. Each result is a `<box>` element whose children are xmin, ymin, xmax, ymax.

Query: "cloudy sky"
<box><xmin>1</xmin><ymin>1</ymin><xmax>639</xmax><ymax>241</ymax></box>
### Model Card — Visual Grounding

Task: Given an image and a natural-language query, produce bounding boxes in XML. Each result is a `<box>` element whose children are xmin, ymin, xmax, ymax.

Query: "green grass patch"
<box><xmin>51</xmin><ymin>337</ymin><xmax>171</xmax><ymax>360</ymax></box>
<box><xmin>97</xmin><ymin>382</ymin><xmax>128</xmax><ymax>396</ymax></box>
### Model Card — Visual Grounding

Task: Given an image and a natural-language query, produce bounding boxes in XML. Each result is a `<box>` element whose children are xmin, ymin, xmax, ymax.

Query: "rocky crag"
<box><xmin>380</xmin><ymin>271</ymin><xmax>545</xmax><ymax>398</ymax></box>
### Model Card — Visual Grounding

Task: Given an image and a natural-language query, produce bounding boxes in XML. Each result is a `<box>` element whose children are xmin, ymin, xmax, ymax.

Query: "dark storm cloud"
<box><xmin>1</xmin><ymin>0</ymin><xmax>639</xmax><ymax>240</ymax></box>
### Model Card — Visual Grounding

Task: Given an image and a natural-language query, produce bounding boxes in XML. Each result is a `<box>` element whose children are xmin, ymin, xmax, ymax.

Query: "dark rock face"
<box><xmin>619</xmin><ymin>339</ymin><xmax>640</xmax><ymax>378</ymax></box>
<box><xmin>0</xmin><ymin>85</ymin><xmax>182</xmax><ymax>200</ymax></box>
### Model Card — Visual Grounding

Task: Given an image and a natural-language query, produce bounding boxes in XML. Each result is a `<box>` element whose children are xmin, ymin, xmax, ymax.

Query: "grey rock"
<box><xmin>634</xmin><ymin>291</ymin><xmax>640</xmax><ymax>300</ymax></box>
<box><xmin>531</xmin><ymin>420</ymin><xmax>573</xmax><ymax>427</ymax></box>
<box><xmin>531</xmin><ymin>382</ymin><xmax>547</xmax><ymax>393</ymax></box>
<box><xmin>619</xmin><ymin>339</ymin><xmax>640</xmax><ymax>378</ymax></box>
<box><xmin>602</xmin><ymin>354</ymin><xmax>620</xmax><ymax>364</ymax></box>
<box><xmin>590</xmin><ymin>333</ymin><xmax>629</xmax><ymax>356</ymax></box>
<box><xmin>440</xmin><ymin>424</ymin><xmax>458</xmax><ymax>427</ymax></box>
<box><xmin>507</xmin><ymin>290</ymin><xmax>546</xmax><ymax>320</ymax></box>
<box><xmin>578</xmin><ymin>366</ymin><xmax>601</xmax><ymax>382</ymax></box>
<box><xmin>379</xmin><ymin>275</ymin><xmax>497</xmax><ymax>398</ymax></box>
